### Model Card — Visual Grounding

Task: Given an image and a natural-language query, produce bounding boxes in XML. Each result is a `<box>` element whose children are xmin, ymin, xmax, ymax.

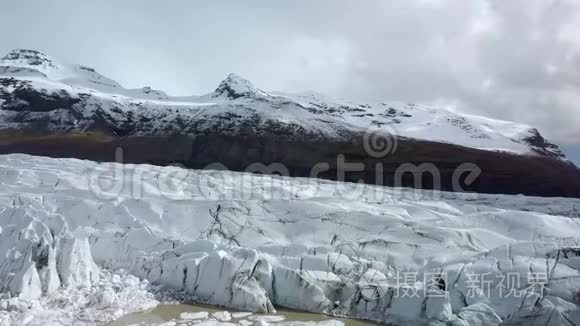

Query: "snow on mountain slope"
<box><xmin>212</xmin><ymin>73</ymin><xmax>270</xmax><ymax>99</ymax></box>
<box><xmin>0</xmin><ymin>49</ymin><xmax>123</xmax><ymax>92</ymax></box>
<box><xmin>0</xmin><ymin>49</ymin><xmax>565</xmax><ymax>159</ymax></box>
<box><xmin>0</xmin><ymin>154</ymin><xmax>578</xmax><ymax>325</ymax></box>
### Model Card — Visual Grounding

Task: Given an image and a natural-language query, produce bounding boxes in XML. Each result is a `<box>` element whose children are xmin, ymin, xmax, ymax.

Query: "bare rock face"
<box><xmin>522</xmin><ymin>128</ymin><xmax>565</xmax><ymax>158</ymax></box>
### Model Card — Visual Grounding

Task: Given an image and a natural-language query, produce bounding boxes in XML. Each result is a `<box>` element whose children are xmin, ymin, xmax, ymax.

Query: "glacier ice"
<box><xmin>0</xmin><ymin>154</ymin><xmax>578</xmax><ymax>325</ymax></box>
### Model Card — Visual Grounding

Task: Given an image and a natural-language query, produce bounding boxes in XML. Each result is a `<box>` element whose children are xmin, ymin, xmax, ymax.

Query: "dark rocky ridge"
<box><xmin>1</xmin><ymin>131</ymin><xmax>579</xmax><ymax>198</ymax></box>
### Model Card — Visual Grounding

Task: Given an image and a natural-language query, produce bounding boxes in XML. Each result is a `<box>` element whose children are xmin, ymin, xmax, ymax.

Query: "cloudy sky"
<box><xmin>1</xmin><ymin>0</ymin><xmax>580</xmax><ymax>162</ymax></box>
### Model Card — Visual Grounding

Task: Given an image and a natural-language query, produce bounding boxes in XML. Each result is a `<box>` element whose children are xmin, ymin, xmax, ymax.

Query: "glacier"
<box><xmin>0</xmin><ymin>154</ymin><xmax>578</xmax><ymax>325</ymax></box>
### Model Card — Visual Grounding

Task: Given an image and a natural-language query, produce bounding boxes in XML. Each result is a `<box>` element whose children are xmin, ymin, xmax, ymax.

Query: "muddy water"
<box><xmin>109</xmin><ymin>303</ymin><xmax>376</xmax><ymax>325</ymax></box>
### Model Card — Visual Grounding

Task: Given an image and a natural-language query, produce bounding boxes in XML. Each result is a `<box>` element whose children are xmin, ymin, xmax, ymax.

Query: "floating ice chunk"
<box><xmin>231</xmin><ymin>312</ymin><xmax>253</xmax><ymax>319</ymax></box>
<box><xmin>180</xmin><ymin>311</ymin><xmax>209</xmax><ymax>320</ymax></box>
<box><xmin>248</xmin><ymin>315</ymin><xmax>286</xmax><ymax>322</ymax></box>
<box><xmin>212</xmin><ymin>311</ymin><xmax>232</xmax><ymax>321</ymax></box>
<box><xmin>196</xmin><ymin>321</ymin><xmax>237</xmax><ymax>326</ymax></box>
<box><xmin>158</xmin><ymin>322</ymin><xmax>177</xmax><ymax>326</ymax></box>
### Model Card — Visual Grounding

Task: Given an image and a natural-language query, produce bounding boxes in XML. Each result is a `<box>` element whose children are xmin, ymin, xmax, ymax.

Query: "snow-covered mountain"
<box><xmin>0</xmin><ymin>154</ymin><xmax>579</xmax><ymax>325</ymax></box>
<box><xmin>0</xmin><ymin>49</ymin><xmax>564</xmax><ymax>158</ymax></box>
<box><xmin>1</xmin><ymin>49</ymin><xmax>579</xmax><ymax>199</ymax></box>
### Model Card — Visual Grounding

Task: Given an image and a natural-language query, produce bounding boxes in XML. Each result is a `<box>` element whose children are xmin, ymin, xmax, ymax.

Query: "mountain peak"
<box><xmin>0</xmin><ymin>49</ymin><xmax>126</xmax><ymax>91</ymax></box>
<box><xmin>0</xmin><ymin>49</ymin><xmax>66</xmax><ymax>80</ymax></box>
<box><xmin>1</xmin><ymin>49</ymin><xmax>56</xmax><ymax>68</ymax></box>
<box><xmin>225</xmin><ymin>73</ymin><xmax>249</xmax><ymax>83</ymax></box>
<box><xmin>212</xmin><ymin>73</ymin><xmax>266</xmax><ymax>99</ymax></box>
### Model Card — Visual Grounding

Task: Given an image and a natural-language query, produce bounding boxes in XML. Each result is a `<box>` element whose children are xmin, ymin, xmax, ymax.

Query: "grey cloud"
<box><xmin>0</xmin><ymin>0</ymin><xmax>579</xmax><ymax>144</ymax></box>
